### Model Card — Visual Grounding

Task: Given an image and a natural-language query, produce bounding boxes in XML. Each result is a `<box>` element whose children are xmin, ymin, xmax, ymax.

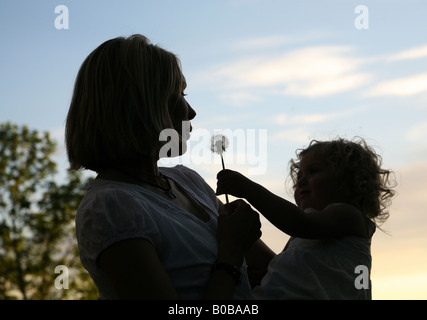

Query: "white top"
<box><xmin>75</xmin><ymin>165</ymin><xmax>253</xmax><ymax>299</ymax></box>
<box><xmin>254</xmin><ymin>204</ymin><xmax>376</xmax><ymax>300</ymax></box>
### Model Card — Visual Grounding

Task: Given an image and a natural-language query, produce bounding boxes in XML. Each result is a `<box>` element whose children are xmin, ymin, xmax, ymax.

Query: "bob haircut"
<box><xmin>289</xmin><ymin>137</ymin><xmax>396</xmax><ymax>226</ymax></box>
<box><xmin>65</xmin><ymin>34</ymin><xmax>184</xmax><ymax>172</ymax></box>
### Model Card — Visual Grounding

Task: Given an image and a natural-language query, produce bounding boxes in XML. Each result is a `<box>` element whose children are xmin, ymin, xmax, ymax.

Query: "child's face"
<box><xmin>294</xmin><ymin>151</ymin><xmax>344</xmax><ymax>211</ymax></box>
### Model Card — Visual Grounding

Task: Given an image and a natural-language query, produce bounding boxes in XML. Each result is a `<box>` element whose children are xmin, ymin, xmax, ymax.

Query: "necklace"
<box><xmin>126</xmin><ymin>172</ymin><xmax>177</xmax><ymax>199</ymax></box>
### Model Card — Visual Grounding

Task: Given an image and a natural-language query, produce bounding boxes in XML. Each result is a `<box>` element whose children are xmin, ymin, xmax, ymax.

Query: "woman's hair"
<box><xmin>65</xmin><ymin>34</ymin><xmax>184</xmax><ymax>172</ymax></box>
<box><xmin>289</xmin><ymin>137</ymin><xmax>396</xmax><ymax>225</ymax></box>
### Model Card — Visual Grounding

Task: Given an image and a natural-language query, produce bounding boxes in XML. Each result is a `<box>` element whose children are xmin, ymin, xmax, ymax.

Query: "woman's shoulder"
<box><xmin>82</xmin><ymin>178</ymin><xmax>143</xmax><ymax>201</ymax></box>
<box><xmin>75</xmin><ymin>179</ymin><xmax>163</xmax><ymax>273</ymax></box>
<box><xmin>77</xmin><ymin>178</ymin><xmax>157</xmax><ymax>220</ymax></box>
<box><xmin>76</xmin><ymin>178</ymin><xmax>163</xmax><ymax>239</ymax></box>
<box><xmin>160</xmin><ymin>165</ymin><xmax>218</xmax><ymax>209</ymax></box>
<box><xmin>160</xmin><ymin>164</ymin><xmax>199</xmax><ymax>177</ymax></box>
<box><xmin>160</xmin><ymin>165</ymin><xmax>206</xmax><ymax>187</ymax></box>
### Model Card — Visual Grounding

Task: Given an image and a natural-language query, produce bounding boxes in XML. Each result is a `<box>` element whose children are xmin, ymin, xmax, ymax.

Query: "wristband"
<box><xmin>213</xmin><ymin>262</ymin><xmax>241</xmax><ymax>285</ymax></box>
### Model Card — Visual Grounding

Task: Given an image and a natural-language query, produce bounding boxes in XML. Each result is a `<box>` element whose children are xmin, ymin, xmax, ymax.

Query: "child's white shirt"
<box><xmin>254</xmin><ymin>203</ymin><xmax>375</xmax><ymax>300</ymax></box>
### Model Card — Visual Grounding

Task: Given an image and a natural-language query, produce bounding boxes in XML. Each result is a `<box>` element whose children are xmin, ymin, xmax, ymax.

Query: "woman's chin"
<box><xmin>158</xmin><ymin>139</ymin><xmax>188</xmax><ymax>158</ymax></box>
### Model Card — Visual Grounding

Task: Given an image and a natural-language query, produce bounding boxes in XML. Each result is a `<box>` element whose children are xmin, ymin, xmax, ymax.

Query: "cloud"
<box><xmin>272</xmin><ymin>127</ymin><xmax>312</xmax><ymax>143</ymax></box>
<box><xmin>275</xmin><ymin>113</ymin><xmax>331</xmax><ymax>126</ymax></box>
<box><xmin>387</xmin><ymin>44</ymin><xmax>427</xmax><ymax>61</ymax></box>
<box><xmin>230</xmin><ymin>31</ymin><xmax>330</xmax><ymax>52</ymax></box>
<box><xmin>283</xmin><ymin>73</ymin><xmax>368</xmax><ymax>97</ymax></box>
<box><xmin>219</xmin><ymin>91</ymin><xmax>261</xmax><ymax>106</ymax></box>
<box><xmin>367</xmin><ymin>44</ymin><xmax>427</xmax><ymax>97</ymax></box>
<box><xmin>202</xmin><ymin>45</ymin><xmax>371</xmax><ymax>98</ymax></box>
<box><xmin>230</xmin><ymin>35</ymin><xmax>300</xmax><ymax>51</ymax></box>
<box><xmin>195</xmin><ymin>42</ymin><xmax>427</xmax><ymax>101</ymax></box>
<box><xmin>272</xmin><ymin>109</ymin><xmax>354</xmax><ymax>126</ymax></box>
<box><xmin>268</xmin><ymin>108</ymin><xmax>362</xmax><ymax>143</ymax></box>
<box><xmin>368</xmin><ymin>72</ymin><xmax>427</xmax><ymax>96</ymax></box>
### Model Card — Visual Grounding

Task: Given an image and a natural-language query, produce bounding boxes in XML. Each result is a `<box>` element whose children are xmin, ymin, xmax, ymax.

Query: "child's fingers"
<box><xmin>216</xmin><ymin>171</ymin><xmax>231</xmax><ymax>195</ymax></box>
<box><xmin>216</xmin><ymin>169</ymin><xmax>234</xmax><ymax>179</ymax></box>
<box><xmin>216</xmin><ymin>180</ymin><xmax>231</xmax><ymax>196</ymax></box>
<box><xmin>216</xmin><ymin>178</ymin><xmax>223</xmax><ymax>195</ymax></box>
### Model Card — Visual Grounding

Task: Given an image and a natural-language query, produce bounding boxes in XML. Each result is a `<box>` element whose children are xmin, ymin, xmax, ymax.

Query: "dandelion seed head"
<box><xmin>210</xmin><ymin>134</ymin><xmax>229</xmax><ymax>155</ymax></box>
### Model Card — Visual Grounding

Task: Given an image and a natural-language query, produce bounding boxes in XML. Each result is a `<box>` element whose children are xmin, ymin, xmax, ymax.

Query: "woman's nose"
<box><xmin>187</xmin><ymin>104</ymin><xmax>196</xmax><ymax>120</ymax></box>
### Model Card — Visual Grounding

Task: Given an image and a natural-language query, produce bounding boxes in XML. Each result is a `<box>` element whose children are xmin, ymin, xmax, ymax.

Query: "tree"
<box><xmin>0</xmin><ymin>122</ymin><xmax>98</xmax><ymax>299</ymax></box>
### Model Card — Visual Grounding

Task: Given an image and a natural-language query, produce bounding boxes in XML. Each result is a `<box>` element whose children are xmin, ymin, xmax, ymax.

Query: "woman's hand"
<box><xmin>217</xmin><ymin>199</ymin><xmax>262</xmax><ymax>267</ymax></box>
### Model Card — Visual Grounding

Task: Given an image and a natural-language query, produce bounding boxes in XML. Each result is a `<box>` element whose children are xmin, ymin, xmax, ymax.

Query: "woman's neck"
<box><xmin>98</xmin><ymin>157</ymin><xmax>162</xmax><ymax>185</ymax></box>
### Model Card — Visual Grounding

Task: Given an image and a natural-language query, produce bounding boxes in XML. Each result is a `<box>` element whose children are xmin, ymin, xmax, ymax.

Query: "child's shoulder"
<box><xmin>325</xmin><ymin>203</ymin><xmax>375</xmax><ymax>237</ymax></box>
<box><xmin>305</xmin><ymin>202</ymin><xmax>362</xmax><ymax>216</ymax></box>
<box><xmin>324</xmin><ymin>202</ymin><xmax>366</xmax><ymax>215</ymax></box>
<box><xmin>323</xmin><ymin>202</ymin><xmax>366</xmax><ymax>223</ymax></box>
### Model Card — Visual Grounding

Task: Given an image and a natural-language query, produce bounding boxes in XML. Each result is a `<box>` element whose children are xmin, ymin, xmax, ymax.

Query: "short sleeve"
<box><xmin>75</xmin><ymin>187</ymin><xmax>162</xmax><ymax>271</ymax></box>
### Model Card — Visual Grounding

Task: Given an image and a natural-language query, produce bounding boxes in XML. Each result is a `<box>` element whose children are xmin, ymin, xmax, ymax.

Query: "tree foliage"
<box><xmin>0</xmin><ymin>122</ymin><xmax>98</xmax><ymax>299</ymax></box>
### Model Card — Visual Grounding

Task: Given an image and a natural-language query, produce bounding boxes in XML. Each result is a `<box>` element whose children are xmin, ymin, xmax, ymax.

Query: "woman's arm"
<box><xmin>98</xmin><ymin>238</ymin><xmax>243</xmax><ymax>299</ymax></box>
<box><xmin>97</xmin><ymin>238</ymin><xmax>179</xmax><ymax>299</ymax></box>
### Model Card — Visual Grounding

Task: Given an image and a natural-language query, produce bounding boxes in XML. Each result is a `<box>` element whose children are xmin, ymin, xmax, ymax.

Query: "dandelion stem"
<box><xmin>220</xmin><ymin>153</ymin><xmax>229</xmax><ymax>204</ymax></box>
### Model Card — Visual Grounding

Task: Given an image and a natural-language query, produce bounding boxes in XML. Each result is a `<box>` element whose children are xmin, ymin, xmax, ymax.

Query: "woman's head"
<box><xmin>65</xmin><ymin>34</ymin><xmax>193</xmax><ymax>172</ymax></box>
<box><xmin>290</xmin><ymin>137</ymin><xmax>396</xmax><ymax>224</ymax></box>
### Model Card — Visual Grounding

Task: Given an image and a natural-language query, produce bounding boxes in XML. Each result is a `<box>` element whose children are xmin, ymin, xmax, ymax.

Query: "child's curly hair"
<box><xmin>289</xmin><ymin>137</ymin><xmax>396</xmax><ymax>226</ymax></box>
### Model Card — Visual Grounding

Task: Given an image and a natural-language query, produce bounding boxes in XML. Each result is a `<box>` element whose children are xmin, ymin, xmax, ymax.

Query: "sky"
<box><xmin>1</xmin><ymin>0</ymin><xmax>427</xmax><ymax>299</ymax></box>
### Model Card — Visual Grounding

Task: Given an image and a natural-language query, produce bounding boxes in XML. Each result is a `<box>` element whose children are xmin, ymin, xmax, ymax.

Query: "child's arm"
<box><xmin>216</xmin><ymin>169</ymin><xmax>369</xmax><ymax>239</ymax></box>
<box><xmin>216</xmin><ymin>169</ymin><xmax>308</xmax><ymax>236</ymax></box>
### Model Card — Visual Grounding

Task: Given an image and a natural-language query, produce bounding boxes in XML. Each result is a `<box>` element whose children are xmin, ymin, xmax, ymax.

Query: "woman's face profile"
<box><xmin>165</xmin><ymin>75</ymin><xmax>196</xmax><ymax>157</ymax></box>
<box><xmin>171</xmin><ymin>77</ymin><xmax>196</xmax><ymax>140</ymax></box>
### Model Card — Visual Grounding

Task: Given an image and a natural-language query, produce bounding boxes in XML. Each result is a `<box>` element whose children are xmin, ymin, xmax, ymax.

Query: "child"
<box><xmin>216</xmin><ymin>137</ymin><xmax>396</xmax><ymax>299</ymax></box>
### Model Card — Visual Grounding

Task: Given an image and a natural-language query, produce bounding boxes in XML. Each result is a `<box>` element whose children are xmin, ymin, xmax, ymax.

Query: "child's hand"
<box><xmin>216</xmin><ymin>169</ymin><xmax>254</xmax><ymax>199</ymax></box>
